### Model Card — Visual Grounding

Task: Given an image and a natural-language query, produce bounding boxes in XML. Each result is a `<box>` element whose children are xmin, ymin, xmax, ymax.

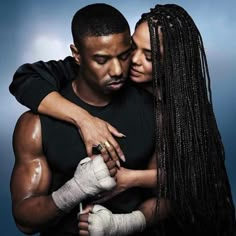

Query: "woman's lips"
<box><xmin>130</xmin><ymin>67</ymin><xmax>143</xmax><ymax>77</ymax></box>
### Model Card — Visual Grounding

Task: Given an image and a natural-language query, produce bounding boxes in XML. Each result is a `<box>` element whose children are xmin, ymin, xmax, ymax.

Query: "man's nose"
<box><xmin>109</xmin><ymin>58</ymin><xmax>122</xmax><ymax>77</ymax></box>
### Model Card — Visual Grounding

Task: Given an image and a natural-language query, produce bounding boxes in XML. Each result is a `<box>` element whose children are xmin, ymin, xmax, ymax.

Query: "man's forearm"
<box><xmin>14</xmin><ymin>155</ymin><xmax>116</xmax><ymax>234</ymax></box>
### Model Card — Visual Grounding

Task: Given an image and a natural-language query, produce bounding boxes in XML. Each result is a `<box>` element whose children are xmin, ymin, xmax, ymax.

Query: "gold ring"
<box><xmin>104</xmin><ymin>141</ymin><xmax>111</xmax><ymax>148</ymax></box>
<box><xmin>95</xmin><ymin>143</ymin><xmax>105</xmax><ymax>151</ymax></box>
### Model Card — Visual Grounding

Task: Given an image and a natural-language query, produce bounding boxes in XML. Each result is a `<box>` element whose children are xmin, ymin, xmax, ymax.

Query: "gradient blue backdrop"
<box><xmin>1</xmin><ymin>1</ymin><xmax>235</xmax><ymax>235</ymax></box>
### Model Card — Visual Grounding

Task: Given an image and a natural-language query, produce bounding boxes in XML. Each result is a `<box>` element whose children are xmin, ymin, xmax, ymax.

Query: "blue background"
<box><xmin>1</xmin><ymin>1</ymin><xmax>235</xmax><ymax>235</ymax></box>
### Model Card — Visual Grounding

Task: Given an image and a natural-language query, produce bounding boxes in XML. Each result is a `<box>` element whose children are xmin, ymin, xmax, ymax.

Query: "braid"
<box><xmin>139</xmin><ymin>4</ymin><xmax>235</xmax><ymax>235</ymax></box>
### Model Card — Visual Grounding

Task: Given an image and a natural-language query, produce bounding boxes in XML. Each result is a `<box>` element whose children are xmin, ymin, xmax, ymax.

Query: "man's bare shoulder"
<box><xmin>14</xmin><ymin>111</ymin><xmax>40</xmax><ymax>133</ymax></box>
<box><xmin>13</xmin><ymin>111</ymin><xmax>42</xmax><ymax>156</ymax></box>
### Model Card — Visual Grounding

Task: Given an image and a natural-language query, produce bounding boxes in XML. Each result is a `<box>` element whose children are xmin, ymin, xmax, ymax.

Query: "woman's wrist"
<box><xmin>132</xmin><ymin>169</ymin><xmax>157</xmax><ymax>188</ymax></box>
<box><xmin>38</xmin><ymin>91</ymin><xmax>90</xmax><ymax>128</ymax></box>
<box><xmin>70</xmin><ymin>106</ymin><xmax>91</xmax><ymax>128</ymax></box>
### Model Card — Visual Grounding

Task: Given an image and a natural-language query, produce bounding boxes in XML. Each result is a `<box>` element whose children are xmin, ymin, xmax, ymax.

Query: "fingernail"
<box><xmin>116</xmin><ymin>160</ymin><xmax>121</xmax><ymax>168</ymax></box>
<box><xmin>120</xmin><ymin>133</ymin><xmax>126</xmax><ymax>138</ymax></box>
<box><xmin>120</xmin><ymin>155</ymin><xmax>126</xmax><ymax>162</ymax></box>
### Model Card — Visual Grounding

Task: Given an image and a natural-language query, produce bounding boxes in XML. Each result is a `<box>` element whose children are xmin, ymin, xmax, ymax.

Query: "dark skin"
<box><xmin>11</xmin><ymin>31</ymin><xmax>160</xmax><ymax>235</ymax></box>
<box><xmin>75</xmin><ymin>31</ymin><xmax>166</xmax><ymax>235</ymax></box>
<box><xmin>10</xmin><ymin>111</ymin><xmax>118</xmax><ymax>234</ymax></box>
<box><xmin>11</xmin><ymin>31</ymin><xmax>131</xmax><ymax>234</ymax></box>
<box><xmin>69</xmin><ymin>31</ymin><xmax>133</xmax><ymax>167</ymax></box>
<box><xmin>11</xmin><ymin>110</ymin><xmax>159</xmax><ymax>235</ymax></box>
<box><xmin>11</xmin><ymin>111</ymin><xmax>60</xmax><ymax>234</ymax></box>
<box><xmin>11</xmin><ymin>108</ymin><xmax>158</xmax><ymax>235</ymax></box>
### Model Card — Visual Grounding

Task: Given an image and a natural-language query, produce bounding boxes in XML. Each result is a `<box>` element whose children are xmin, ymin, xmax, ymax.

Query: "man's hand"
<box><xmin>52</xmin><ymin>155</ymin><xmax>116</xmax><ymax>212</ymax></box>
<box><xmin>104</xmin><ymin>158</ymin><xmax>118</xmax><ymax>178</ymax></box>
<box><xmin>91</xmin><ymin>167</ymin><xmax>131</xmax><ymax>204</ymax></box>
<box><xmin>78</xmin><ymin>205</ymin><xmax>146</xmax><ymax>236</ymax></box>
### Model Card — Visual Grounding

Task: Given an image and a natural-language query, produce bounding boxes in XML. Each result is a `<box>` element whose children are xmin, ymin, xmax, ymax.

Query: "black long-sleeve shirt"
<box><xmin>9</xmin><ymin>56</ymin><xmax>78</xmax><ymax>111</ymax></box>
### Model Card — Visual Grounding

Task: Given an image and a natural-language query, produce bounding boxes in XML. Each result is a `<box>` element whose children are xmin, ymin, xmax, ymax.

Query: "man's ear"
<box><xmin>70</xmin><ymin>44</ymin><xmax>80</xmax><ymax>65</ymax></box>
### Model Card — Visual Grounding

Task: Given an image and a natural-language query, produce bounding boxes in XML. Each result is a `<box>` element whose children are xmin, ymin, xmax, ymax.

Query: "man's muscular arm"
<box><xmin>10</xmin><ymin>112</ymin><xmax>60</xmax><ymax>234</ymax></box>
<box><xmin>10</xmin><ymin>112</ymin><xmax>116</xmax><ymax>234</ymax></box>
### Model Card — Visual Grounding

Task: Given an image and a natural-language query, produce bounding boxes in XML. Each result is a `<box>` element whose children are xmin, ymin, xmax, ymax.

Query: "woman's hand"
<box><xmin>78</xmin><ymin>114</ymin><xmax>126</xmax><ymax>165</ymax></box>
<box><xmin>38</xmin><ymin>92</ymin><xmax>126</xmax><ymax>165</ymax></box>
<box><xmin>91</xmin><ymin>167</ymin><xmax>132</xmax><ymax>204</ymax></box>
<box><xmin>92</xmin><ymin>167</ymin><xmax>157</xmax><ymax>204</ymax></box>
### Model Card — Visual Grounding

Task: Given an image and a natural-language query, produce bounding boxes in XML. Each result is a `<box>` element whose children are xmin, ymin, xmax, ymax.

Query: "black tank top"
<box><xmin>40</xmin><ymin>82</ymin><xmax>155</xmax><ymax>235</ymax></box>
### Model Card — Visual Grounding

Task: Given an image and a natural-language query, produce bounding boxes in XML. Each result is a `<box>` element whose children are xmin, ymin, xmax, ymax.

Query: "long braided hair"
<box><xmin>137</xmin><ymin>4</ymin><xmax>235</xmax><ymax>235</ymax></box>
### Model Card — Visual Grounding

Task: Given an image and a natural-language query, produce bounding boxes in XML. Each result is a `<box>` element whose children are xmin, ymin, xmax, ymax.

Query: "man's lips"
<box><xmin>106</xmin><ymin>79</ymin><xmax>126</xmax><ymax>90</ymax></box>
<box><xmin>107</xmin><ymin>79</ymin><xmax>125</xmax><ymax>85</ymax></box>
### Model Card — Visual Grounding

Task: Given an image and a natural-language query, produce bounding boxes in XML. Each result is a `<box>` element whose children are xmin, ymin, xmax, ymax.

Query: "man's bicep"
<box><xmin>11</xmin><ymin>112</ymin><xmax>51</xmax><ymax>204</ymax></box>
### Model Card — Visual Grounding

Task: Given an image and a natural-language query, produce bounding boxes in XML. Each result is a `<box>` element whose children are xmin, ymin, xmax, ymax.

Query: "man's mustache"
<box><xmin>106</xmin><ymin>77</ymin><xmax>127</xmax><ymax>85</ymax></box>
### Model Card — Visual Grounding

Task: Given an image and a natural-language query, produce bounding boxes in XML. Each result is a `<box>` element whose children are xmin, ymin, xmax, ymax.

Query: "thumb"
<box><xmin>84</xmin><ymin>204</ymin><xmax>94</xmax><ymax>213</ymax></box>
<box><xmin>77</xmin><ymin>203</ymin><xmax>92</xmax><ymax>219</ymax></box>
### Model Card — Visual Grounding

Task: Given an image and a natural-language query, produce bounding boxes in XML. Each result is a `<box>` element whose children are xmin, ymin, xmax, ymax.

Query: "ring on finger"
<box><xmin>95</xmin><ymin>143</ymin><xmax>105</xmax><ymax>151</ymax></box>
<box><xmin>104</xmin><ymin>140</ymin><xmax>111</xmax><ymax>148</ymax></box>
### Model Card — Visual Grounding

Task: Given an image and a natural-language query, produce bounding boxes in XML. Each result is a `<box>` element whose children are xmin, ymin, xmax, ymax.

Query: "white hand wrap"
<box><xmin>88</xmin><ymin>205</ymin><xmax>146</xmax><ymax>236</ymax></box>
<box><xmin>52</xmin><ymin>155</ymin><xmax>116</xmax><ymax>212</ymax></box>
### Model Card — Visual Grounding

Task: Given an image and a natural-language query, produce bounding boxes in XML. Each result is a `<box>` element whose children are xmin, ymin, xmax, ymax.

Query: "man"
<box><xmin>10</xmin><ymin>4</ymin><xmax>155</xmax><ymax>235</ymax></box>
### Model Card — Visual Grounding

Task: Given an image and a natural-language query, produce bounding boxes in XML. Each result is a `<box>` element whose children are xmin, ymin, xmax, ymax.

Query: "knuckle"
<box><xmin>112</xmin><ymin>143</ymin><xmax>120</xmax><ymax>149</ymax></box>
<box><xmin>110</xmin><ymin>169</ymin><xmax>117</xmax><ymax>177</ymax></box>
<box><xmin>102</xmin><ymin>155</ymin><xmax>109</xmax><ymax>162</ymax></box>
<box><xmin>111</xmin><ymin>154</ymin><xmax>118</xmax><ymax>161</ymax></box>
<box><xmin>110</xmin><ymin>160</ymin><xmax>116</xmax><ymax>166</ymax></box>
<box><xmin>108</xmin><ymin>147</ymin><xmax>115</xmax><ymax>153</ymax></box>
<box><xmin>101</xmin><ymin>148</ymin><xmax>108</xmax><ymax>154</ymax></box>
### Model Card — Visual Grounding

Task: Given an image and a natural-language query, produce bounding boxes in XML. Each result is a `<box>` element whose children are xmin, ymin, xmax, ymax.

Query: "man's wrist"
<box><xmin>52</xmin><ymin>178</ymin><xmax>85</xmax><ymax>213</ymax></box>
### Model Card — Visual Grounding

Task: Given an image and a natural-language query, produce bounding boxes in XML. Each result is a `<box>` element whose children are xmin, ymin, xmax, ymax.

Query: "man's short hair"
<box><xmin>71</xmin><ymin>3</ymin><xmax>130</xmax><ymax>47</ymax></box>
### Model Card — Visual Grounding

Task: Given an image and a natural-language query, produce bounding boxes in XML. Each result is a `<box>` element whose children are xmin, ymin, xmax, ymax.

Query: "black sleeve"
<box><xmin>9</xmin><ymin>56</ymin><xmax>78</xmax><ymax>112</ymax></box>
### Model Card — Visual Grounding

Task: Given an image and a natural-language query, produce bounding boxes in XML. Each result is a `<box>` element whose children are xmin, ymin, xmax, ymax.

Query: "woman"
<box><xmin>10</xmin><ymin>4</ymin><xmax>235</xmax><ymax>235</ymax></box>
<box><xmin>130</xmin><ymin>4</ymin><xmax>236</xmax><ymax>235</ymax></box>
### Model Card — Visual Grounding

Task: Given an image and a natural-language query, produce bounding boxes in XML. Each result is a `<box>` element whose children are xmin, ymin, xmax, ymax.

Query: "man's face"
<box><xmin>76</xmin><ymin>31</ymin><xmax>131</xmax><ymax>95</ymax></box>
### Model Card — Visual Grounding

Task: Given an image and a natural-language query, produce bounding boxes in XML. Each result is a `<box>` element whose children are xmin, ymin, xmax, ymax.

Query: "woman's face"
<box><xmin>129</xmin><ymin>21</ymin><xmax>153</xmax><ymax>83</ymax></box>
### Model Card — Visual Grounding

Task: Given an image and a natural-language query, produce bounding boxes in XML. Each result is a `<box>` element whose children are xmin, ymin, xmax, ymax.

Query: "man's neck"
<box><xmin>72</xmin><ymin>79</ymin><xmax>111</xmax><ymax>107</ymax></box>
